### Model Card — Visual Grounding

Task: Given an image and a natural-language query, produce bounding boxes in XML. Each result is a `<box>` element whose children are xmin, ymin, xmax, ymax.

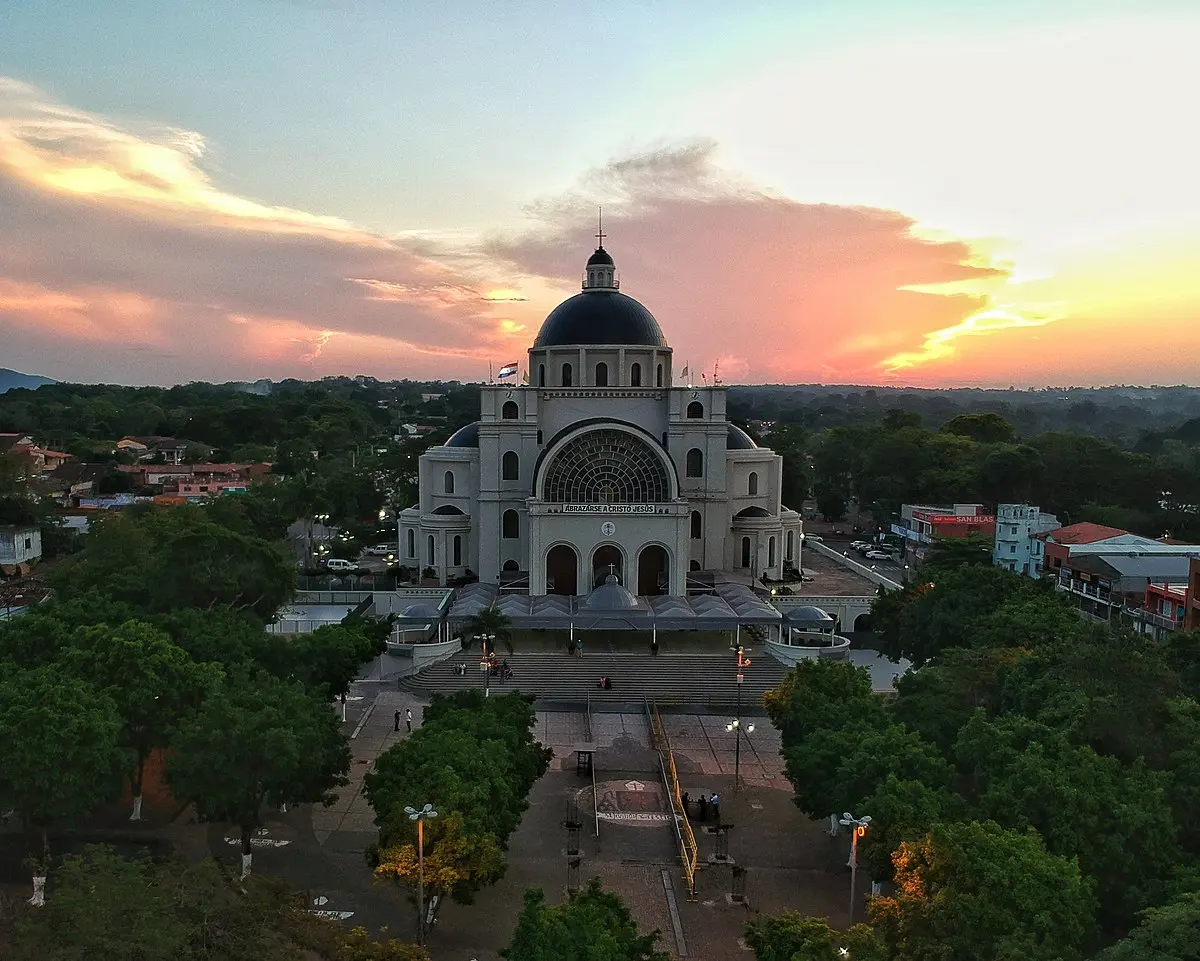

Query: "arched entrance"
<box><xmin>545</xmin><ymin>544</ymin><xmax>578</xmax><ymax>596</ymax></box>
<box><xmin>637</xmin><ymin>545</ymin><xmax>669</xmax><ymax>596</ymax></box>
<box><xmin>591</xmin><ymin>544</ymin><xmax>624</xmax><ymax>589</ymax></box>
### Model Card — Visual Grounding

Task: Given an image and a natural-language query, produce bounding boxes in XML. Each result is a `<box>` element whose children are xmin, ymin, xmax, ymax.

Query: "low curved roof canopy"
<box><xmin>784</xmin><ymin>605</ymin><xmax>836</xmax><ymax>626</ymax></box>
<box><xmin>400</xmin><ymin>604</ymin><xmax>440</xmax><ymax>619</ymax></box>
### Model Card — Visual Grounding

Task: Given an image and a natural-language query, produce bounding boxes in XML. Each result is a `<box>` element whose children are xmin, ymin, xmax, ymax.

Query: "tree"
<box><xmin>501</xmin><ymin>878</ymin><xmax>669</xmax><ymax>961</ymax></box>
<box><xmin>744</xmin><ymin>913</ymin><xmax>887</xmax><ymax>961</ymax></box>
<box><xmin>940</xmin><ymin>412</ymin><xmax>1016</xmax><ymax>444</ymax></box>
<box><xmin>462</xmin><ymin>608</ymin><xmax>514</xmax><ymax>655</ymax></box>
<box><xmin>763</xmin><ymin>659</ymin><xmax>885</xmax><ymax>745</ymax></box>
<box><xmin>1096</xmin><ymin>888</ymin><xmax>1200</xmax><ymax>961</ymax></box>
<box><xmin>167</xmin><ymin>669</ymin><xmax>350</xmax><ymax>877</ymax></box>
<box><xmin>262</xmin><ymin>621</ymin><xmax>386</xmax><ymax>699</ymax></box>
<box><xmin>869</xmin><ymin>820</ymin><xmax>1097</xmax><ymax>961</ymax></box>
<box><xmin>64</xmin><ymin>619</ymin><xmax>216</xmax><ymax>820</ymax></box>
<box><xmin>373</xmin><ymin>811</ymin><xmax>504</xmax><ymax>907</ymax></box>
<box><xmin>0</xmin><ymin>669</ymin><xmax>128</xmax><ymax>903</ymax></box>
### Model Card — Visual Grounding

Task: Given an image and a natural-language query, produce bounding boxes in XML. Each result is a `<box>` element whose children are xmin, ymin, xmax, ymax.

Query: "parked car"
<box><xmin>804</xmin><ymin>534</ymin><xmax>823</xmax><ymax>542</ymax></box>
<box><xmin>363</xmin><ymin>544</ymin><xmax>394</xmax><ymax>555</ymax></box>
<box><xmin>324</xmin><ymin>558</ymin><xmax>356</xmax><ymax>572</ymax></box>
<box><xmin>865</xmin><ymin>550</ymin><xmax>895</xmax><ymax>561</ymax></box>
<box><xmin>851</xmin><ymin>540</ymin><xmax>872</xmax><ymax>551</ymax></box>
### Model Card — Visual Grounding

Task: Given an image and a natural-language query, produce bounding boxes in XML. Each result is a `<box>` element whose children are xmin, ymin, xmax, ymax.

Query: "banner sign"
<box><xmin>560</xmin><ymin>504</ymin><xmax>658</xmax><ymax>514</ymax></box>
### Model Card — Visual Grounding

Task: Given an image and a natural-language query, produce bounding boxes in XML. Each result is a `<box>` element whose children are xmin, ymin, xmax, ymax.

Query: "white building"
<box><xmin>993</xmin><ymin>504</ymin><xmax>1059</xmax><ymax>576</ymax></box>
<box><xmin>0</xmin><ymin>524</ymin><xmax>42</xmax><ymax>572</ymax></box>
<box><xmin>399</xmin><ymin>242</ymin><xmax>803</xmax><ymax>595</ymax></box>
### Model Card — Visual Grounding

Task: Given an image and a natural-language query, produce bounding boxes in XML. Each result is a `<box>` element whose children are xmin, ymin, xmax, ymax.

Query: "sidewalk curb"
<box><xmin>351</xmin><ymin>696</ymin><xmax>378</xmax><ymax>740</ymax></box>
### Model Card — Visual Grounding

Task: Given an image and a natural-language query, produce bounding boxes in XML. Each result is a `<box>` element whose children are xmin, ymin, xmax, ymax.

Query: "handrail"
<box><xmin>646</xmin><ymin>695</ymin><xmax>698</xmax><ymax>898</ymax></box>
<box><xmin>586</xmin><ymin>691</ymin><xmax>599</xmax><ymax>838</ymax></box>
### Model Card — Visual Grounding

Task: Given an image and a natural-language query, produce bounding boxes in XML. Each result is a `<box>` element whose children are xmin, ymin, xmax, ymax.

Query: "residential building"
<box><xmin>178</xmin><ymin>480</ymin><xmax>251</xmax><ymax>498</ymax></box>
<box><xmin>115</xmin><ymin>462</ymin><xmax>272</xmax><ymax>492</ymax></box>
<box><xmin>1186</xmin><ymin>558</ymin><xmax>1200</xmax><ymax>629</ymax></box>
<box><xmin>0</xmin><ymin>524</ymin><xmax>42</xmax><ymax>573</ymax></box>
<box><xmin>892</xmin><ymin>503</ymin><xmax>995</xmax><ymax>564</ymax></box>
<box><xmin>400</xmin><ymin>241</ymin><xmax>803</xmax><ymax>591</ymax></box>
<box><xmin>993</xmin><ymin>504</ymin><xmax>1059</xmax><ymax>576</ymax></box>
<box><xmin>1039</xmin><ymin>521</ymin><xmax>1128</xmax><ymax>576</ymax></box>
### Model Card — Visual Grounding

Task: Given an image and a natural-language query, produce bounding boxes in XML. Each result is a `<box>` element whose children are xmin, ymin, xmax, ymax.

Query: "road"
<box><xmin>816</xmin><ymin>536</ymin><xmax>907</xmax><ymax>580</ymax></box>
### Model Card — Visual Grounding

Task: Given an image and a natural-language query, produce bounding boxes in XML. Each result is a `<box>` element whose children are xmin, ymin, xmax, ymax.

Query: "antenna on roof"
<box><xmin>596</xmin><ymin>206</ymin><xmax>606</xmax><ymax>248</ymax></box>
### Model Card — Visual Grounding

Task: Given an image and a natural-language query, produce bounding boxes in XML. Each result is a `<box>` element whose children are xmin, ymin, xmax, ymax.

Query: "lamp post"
<box><xmin>475</xmin><ymin>633</ymin><xmax>495</xmax><ymax>697</ymax></box>
<box><xmin>728</xmin><ymin>645</ymin><xmax>752</xmax><ymax>792</ymax></box>
<box><xmin>838</xmin><ymin>812</ymin><xmax>871</xmax><ymax>924</ymax></box>
<box><xmin>405</xmin><ymin>803</ymin><xmax>438</xmax><ymax>947</ymax></box>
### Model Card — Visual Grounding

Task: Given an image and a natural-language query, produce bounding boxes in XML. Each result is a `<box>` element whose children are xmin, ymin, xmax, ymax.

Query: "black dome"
<box><xmin>586</xmin><ymin>246</ymin><xmax>614</xmax><ymax>267</ymax></box>
<box><xmin>533</xmin><ymin>291</ymin><xmax>667</xmax><ymax>348</ymax></box>
<box><xmin>736</xmin><ymin>506</ymin><xmax>771</xmax><ymax>518</ymax></box>
<box><xmin>444</xmin><ymin>422</ymin><xmax>479</xmax><ymax>447</ymax></box>
<box><xmin>727</xmin><ymin>424</ymin><xmax>758</xmax><ymax>450</ymax></box>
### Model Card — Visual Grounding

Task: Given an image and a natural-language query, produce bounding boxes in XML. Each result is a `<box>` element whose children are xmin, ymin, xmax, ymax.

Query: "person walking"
<box><xmin>394</xmin><ymin>709</ymin><xmax>401</xmax><ymax>732</ymax></box>
<box><xmin>680</xmin><ymin>791</ymin><xmax>691</xmax><ymax>818</ymax></box>
<box><xmin>576</xmin><ymin>638</ymin><xmax>584</xmax><ymax>658</ymax></box>
<box><xmin>697</xmin><ymin>792</ymin><xmax>708</xmax><ymax>822</ymax></box>
<box><xmin>405</xmin><ymin>708</ymin><xmax>413</xmax><ymax>733</ymax></box>
<box><xmin>710</xmin><ymin>792</ymin><xmax>720</xmax><ymax>824</ymax></box>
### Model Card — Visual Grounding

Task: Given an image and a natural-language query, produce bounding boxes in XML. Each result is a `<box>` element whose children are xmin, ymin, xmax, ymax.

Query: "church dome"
<box><xmin>586</xmin><ymin>246</ymin><xmax>614</xmax><ymax>267</ymax></box>
<box><xmin>580</xmin><ymin>574</ymin><xmax>639</xmax><ymax>610</ymax></box>
<box><xmin>533</xmin><ymin>291</ymin><xmax>667</xmax><ymax>348</ymax></box>
<box><xmin>444</xmin><ymin>422</ymin><xmax>479</xmax><ymax>447</ymax></box>
<box><xmin>727</xmin><ymin>424</ymin><xmax>758</xmax><ymax>450</ymax></box>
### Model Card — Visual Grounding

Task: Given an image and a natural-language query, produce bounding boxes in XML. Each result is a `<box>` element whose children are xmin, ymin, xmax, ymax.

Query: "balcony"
<box><xmin>1056</xmin><ymin>573</ymin><xmax>1111</xmax><ymax>603</ymax></box>
<box><xmin>1123</xmin><ymin>606</ymin><xmax>1182</xmax><ymax>632</ymax></box>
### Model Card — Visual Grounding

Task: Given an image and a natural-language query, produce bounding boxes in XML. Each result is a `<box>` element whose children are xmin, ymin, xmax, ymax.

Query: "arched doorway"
<box><xmin>545</xmin><ymin>545</ymin><xmax>578</xmax><ymax>596</ymax></box>
<box><xmin>637</xmin><ymin>545</ymin><xmax>669</xmax><ymax>596</ymax></box>
<box><xmin>591</xmin><ymin>544</ymin><xmax>623</xmax><ymax>589</ymax></box>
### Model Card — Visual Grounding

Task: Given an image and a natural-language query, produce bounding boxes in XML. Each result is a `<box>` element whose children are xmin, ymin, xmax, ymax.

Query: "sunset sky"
<box><xmin>2</xmin><ymin>0</ymin><xmax>1198</xmax><ymax>387</ymax></box>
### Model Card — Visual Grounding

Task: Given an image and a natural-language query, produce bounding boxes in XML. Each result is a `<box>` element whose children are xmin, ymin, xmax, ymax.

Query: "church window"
<box><xmin>562</xmin><ymin>363</ymin><xmax>573</xmax><ymax>387</ymax></box>
<box><xmin>768</xmin><ymin>535</ymin><xmax>776</xmax><ymax>567</ymax></box>
<box><xmin>536</xmin><ymin>430</ymin><xmax>543</xmax><ymax>444</ymax></box>
<box><xmin>542</xmin><ymin>428</ymin><xmax>671</xmax><ymax>503</ymax></box>
<box><xmin>686</xmin><ymin>401</ymin><xmax>704</xmax><ymax>419</ymax></box>
<box><xmin>685</xmin><ymin>448</ymin><xmax>703</xmax><ymax>478</ymax></box>
<box><xmin>656</xmin><ymin>364</ymin><xmax>663</xmax><ymax>387</ymax></box>
<box><xmin>453</xmin><ymin>535</ymin><xmax>462</xmax><ymax>566</ymax></box>
<box><xmin>741</xmin><ymin>537</ymin><xmax>751</xmax><ymax>568</ymax></box>
<box><xmin>443</xmin><ymin>470</ymin><xmax>455</xmax><ymax>494</ymax></box>
<box><xmin>595</xmin><ymin>362</ymin><xmax>608</xmax><ymax>387</ymax></box>
<box><xmin>407</xmin><ymin>529</ymin><xmax>415</xmax><ymax>558</ymax></box>
<box><xmin>748</xmin><ymin>471</ymin><xmax>758</xmax><ymax>495</ymax></box>
<box><xmin>690</xmin><ymin>510</ymin><xmax>702</xmax><ymax>539</ymax></box>
<box><xmin>501</xmin><ymin>400</ymin><xmax>519</xmax><ymax>420</ymax></box>
<box><xmin>786</xmin><ymin>529</ymin><xmax>794</xmax><ymax>560</ymax></box>
<box><xmin>427</xmin><ymin>534</ymin><xmax>436</xmax><ymax>565</ymax></box>
<box><xmin>538</xmin><ymin>364</ymin><xmax>545</xmax><ymax>387</ymax></box>
<box><xmin>630</xmin><ymin>362</ymin><xmax>641</xmax><ymax>387</ymax></box>
<box><xmin>502</xmin><ymin>450</ymin><xmax>519</xmax><ymax>481</ymax></box>
<box><xmin>503</xmin><ymin>509</ymin><xmax>519</xmax><ymax>539</ymax></box>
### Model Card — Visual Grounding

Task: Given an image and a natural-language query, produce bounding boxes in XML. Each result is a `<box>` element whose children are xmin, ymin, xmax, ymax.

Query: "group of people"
<box><xmin>680</xmin><ymin>790</ymin><xmax>721</xmax><ymax>824</ymax></box>
<box><xmin>597</xmin><ymin>675</ymin><xmax>614</xmax><ymax>690</ymax></box>
<box><xmin>485</xmin><ymin>653</ymin><xmax>513</xmax><ymax>681</ymax></box>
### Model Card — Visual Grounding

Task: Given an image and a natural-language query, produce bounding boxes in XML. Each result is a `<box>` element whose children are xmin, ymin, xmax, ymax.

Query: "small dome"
<box><xmin>580</xmin><ymin>574</ymin><xmax>639</xmax><ymax>610</ymax></box>
<box><xmin>587</xmin><ymin>246</ymin><xmax>614</xmax><ymax>267</ymax></box>
<box><xmin>400</xmin><ymin>604</ymin><xmax>440</xmax><ymax>619</ymax></box>
<box><xmin>784</xmin><ymin>605</ymin><xmax>836</xmax><ymax>626</ymax></box>
<box><xmin>533</xmin><ymin>292</ymin><xmax>667</xmax><ymax>348</ymax></box>
<box><xmin>432</xmin><ymin>505</ymin><xmax>465</xmax><ymax>515</ymax></box>
<box><xmin>727</xmin><ymin>424</ymin><xmax>758</xmax><ymax>450</ymax></box>
<box><xmin>444</xmin><ymin>422</ymin><xmax>479</xmax><ymax>448</ymax></box>
<box><xmin>736</xmin><ymin>506</ymin><xmax>771</xmax><ymax>519</ymax></box>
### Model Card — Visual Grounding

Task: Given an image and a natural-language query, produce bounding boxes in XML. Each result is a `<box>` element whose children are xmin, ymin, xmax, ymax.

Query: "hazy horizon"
<box><xmin>2</xmin><ymin>1</ymin><xmax>1199</xmax><ymax>388</ymax></box>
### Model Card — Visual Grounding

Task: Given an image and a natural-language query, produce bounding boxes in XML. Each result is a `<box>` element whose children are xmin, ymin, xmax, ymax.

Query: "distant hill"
<box><xmin>0</xmin><ymin>369</ymin><xmax>55</xmax><ymax>394</ymax></box>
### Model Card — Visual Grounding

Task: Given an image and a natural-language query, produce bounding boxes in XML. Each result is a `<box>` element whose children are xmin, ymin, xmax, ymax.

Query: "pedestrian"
<box><xmin>405</xmin><ymin>708</ymin><xmax>413</xmax><ymax>733</ymax></box>
<box><xmin>394</xmin><ymin>709</ymin><xmax>401</xmax><ymax>732</ymax></box>
<box><xmin>698</xmin><ymin>792</ymin><xmax>708</xmax><ymax>822</ymax></box>
<box><xmin>710</xmin><ymin>792</ymin><xmax>720</xmax><ymax>824</ymax></box>
<box><xmin>576</xmin><ymin>638</ymin><xmax>583</xmax><ymax>658</ymax></box>
<box><xmin>681</xmin><ymin>791</ymin><xmax>690</xmax><ymax>817</ymax></box>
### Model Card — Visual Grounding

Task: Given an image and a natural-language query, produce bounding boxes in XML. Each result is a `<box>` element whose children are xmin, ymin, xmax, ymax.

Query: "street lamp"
<box><xmin>405</xmin><ymin>803</ymin><xmax>438</xmax><ymax>946</ymax></box>
<box><xmin>475</xmin><ymin>633</ymin><xmax>495</xmax><ymax>697</ymax></box>
<box><xmin>729</xmin><ymin>645</ymin><xmax>752</xmax><ymax>792</ymax></box>
<box><xmin>838</xmin><ymin>812</ymin><xmax>871</xmax><ymax>924</ymax></box>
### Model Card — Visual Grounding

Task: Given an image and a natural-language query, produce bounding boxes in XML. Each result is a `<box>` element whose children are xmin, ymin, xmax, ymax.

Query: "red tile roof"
<box><xmin>1044</xmin><ymin>521</ymin><xmax>1128</xmax><ymax>544</ymax></box>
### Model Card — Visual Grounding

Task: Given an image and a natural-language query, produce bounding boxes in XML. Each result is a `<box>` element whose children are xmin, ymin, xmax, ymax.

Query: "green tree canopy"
<box><xmin>744</xmin><ymin>913</ymin><xmax>887</xmax><ymax>961</ymax></box>
<box><xmin>1096</xmin><ymin>888</ymin><xmax>1200</xmax><ymax>961</ymax></box>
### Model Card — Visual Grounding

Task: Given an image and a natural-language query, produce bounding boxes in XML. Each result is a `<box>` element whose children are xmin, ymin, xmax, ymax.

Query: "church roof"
<box><xmin>532</xmin><ymin>291</ymin><xmax>668</xmax><ymax>349</ymax></box>
<box><xmin>586</xmin><ymin>246</ymin><xmax>614</xmax><ymax>266</ymax></box>
<box><xmin>580</xmin><ymin>574</ymin><xmax>640</xmax><ymax>610</ymax></box>
<box><xmin>444</xmin><ymin>422</ymin><xmax>479</xmax><ymax>447</ymax></box>
<box><xmin>727</xmin><ymin>424</ymin><xmax>758</xmax><ymax>450</ymax></box>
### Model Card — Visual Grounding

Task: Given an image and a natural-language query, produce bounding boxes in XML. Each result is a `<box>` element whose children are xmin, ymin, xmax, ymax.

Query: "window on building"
<box><xmin>595</xmin><ymin>362</ymin><xmax>608</xmax><ymax>387</ymax></box>
<box><xmin>685</xmin><ymin>448</ymin><xmax>703</xmax><ymax>477</ymax></box>
<box><xmin>501</xmin><ymin>400</ymin><xmax>519</xmax><ymax>419</ymax></box>
<box><xmin>686</xmin><ymin>401</ymin><xmax>703</xmax><ymax>419</ymax></box>
<box><xmin>502</xmin><ymin>450</ymin><xmax>519</xmax><ymax>481</ymax></box>
<box><xmin>786</xmin><ymin>529</ymin><xmax>794</xmax><ymax>560</ymax></box>
<box><xmin>656</xmin><ymin>364</ymin><xmax>663</xmax><ymax>387</ymax></box>
<box><xmin>407</xmin><ymin>529</ymin><xmax>416</xmax><ymax>557</ymax></box>
<box><xmin>741</xmin><ymin>537</ymin><xmax>751</xmax><ymax>568</ymax></box>
<box><xmin>748</xmin><ymin>471</ymin><xmax>758</xmax><ymax>495</ymax></box>
<box><xmin>536</xmin><ymin>430</ymin><xmax>543</xmax><ymax>444</ymax></box>
<box><xmin>443</xmin><ymin>470</ymin><xmax>454</xmax><ymax>494</ymax></box>
<box><xmin>426</xmin><ymin>534</ymin><xmax>435</xmax><ymax>566</ymax></box>
<box><xmin>768</xmin><ymin>536</ymin><xmax>776</xmax><ymax>567</ymax></box>
<box><xmin>453</xmin><ymin>535</ymin><xmax>462</xmax><ymax>566</ymax></box>
<box><xmin>1009</xmin><ymin>544</ymin><xmax>1016</xmax><ymax>553</ymax></box>
<box><xmin>562</xmin><ymin>363</ymin><xmax>573</xmax><ymax>387</ymax></box>
<box><xmin>630</xmin><ymin>362</ymin><xmax>641</xmax><ymax>387</ymax></box>
<box><xmin>690</xmin><ymin>510</ymin><xmax>702</xmax><ymax>539</ymax></box>
<box><xmin>538</xmin><ymin>364</ymin><xmax>545</xmax><ymax>387</ymax></box>
<box><xmin>503</xmin><ymin>509</ymin><xmax>519</xmax><ymax>539</ymax></box>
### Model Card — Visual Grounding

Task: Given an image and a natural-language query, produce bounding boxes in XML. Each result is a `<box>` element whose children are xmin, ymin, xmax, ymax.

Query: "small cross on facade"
<box><xmin>608</xmin><ymin>563</ymin><xmax>616</xmax><ymax>577</ymax></box>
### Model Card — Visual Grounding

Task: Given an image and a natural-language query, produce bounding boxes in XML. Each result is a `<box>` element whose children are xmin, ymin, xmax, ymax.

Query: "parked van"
<box><xmin>324</xmin><ymin>558</ymin><xmax>356</xmax><ymax>572</ymax></box>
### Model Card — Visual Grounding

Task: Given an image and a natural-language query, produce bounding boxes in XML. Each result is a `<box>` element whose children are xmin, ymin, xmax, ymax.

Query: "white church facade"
<box><xmin>399</xmin><ymin>242</ymin><xmax>803</xmax><ymax>597</ymax></box>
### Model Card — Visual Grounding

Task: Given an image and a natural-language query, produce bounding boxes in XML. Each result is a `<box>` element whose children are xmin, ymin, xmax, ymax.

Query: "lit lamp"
<box><xmin>838</xmin><ymin>812</ymin><xmax>871</xmax><ymax>924</ymax></box>
<box><xmin>405</xmin><ymin>803</ymin><xmax>438</xmax><ymax>946</ymax></box>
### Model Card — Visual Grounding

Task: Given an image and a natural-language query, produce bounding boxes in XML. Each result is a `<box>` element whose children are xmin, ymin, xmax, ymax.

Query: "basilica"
<box><xmin>398</xmin><ymin>242</ymin><xmax>803</xmax><ymax>597</ymax></box>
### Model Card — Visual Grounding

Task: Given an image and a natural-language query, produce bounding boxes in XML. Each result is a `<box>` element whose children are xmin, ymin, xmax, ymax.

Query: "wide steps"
<box><xmin>401</xmin><ymin>651</ymin><xmax>792</xmax><ymax>708</ymax></box>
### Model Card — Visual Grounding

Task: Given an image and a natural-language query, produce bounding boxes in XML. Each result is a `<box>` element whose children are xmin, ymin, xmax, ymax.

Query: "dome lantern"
<box><xmin>583</xmin><ymin>208</ymin><xmax>618</xmax><ymax>292</ymax></box>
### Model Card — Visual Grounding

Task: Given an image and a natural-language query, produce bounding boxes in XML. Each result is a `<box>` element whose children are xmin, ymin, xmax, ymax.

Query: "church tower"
<box><xmin>582</xmin><ymin>211</ymin><xmax>618</xmax><ymax>290</ymax></box>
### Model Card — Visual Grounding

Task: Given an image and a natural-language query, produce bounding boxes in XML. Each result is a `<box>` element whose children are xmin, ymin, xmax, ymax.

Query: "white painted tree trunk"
<box><xmin>29</xmin><ymin>874</ymin><xmax>45</xmax><ymax>906</ymax></box>
<box><xmin>129</xmin><ymin>795</ymin><xmax>143</xmax><ymax>821</ymax></box>
<box><xmin>279</xmin><ymin>803</ymin><xmax>287</xmax><ymax>814</ymax></box>
<box><xmin>240</xmin><ymin>852</ymin><xmax>252</xmax><ymax>879</ymax></box>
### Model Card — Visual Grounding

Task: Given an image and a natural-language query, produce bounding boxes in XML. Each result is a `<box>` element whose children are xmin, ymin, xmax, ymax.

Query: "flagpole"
<box><xmin>489</xmin><ymin>361</ymin><xmax>493</xmax><ymax>385</ymax></box>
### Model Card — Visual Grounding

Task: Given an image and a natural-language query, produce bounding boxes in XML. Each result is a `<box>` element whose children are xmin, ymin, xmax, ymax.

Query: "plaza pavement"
<box><xmin>189</xmin><ymin>683</ymin><xmax>870</xmax><ymax>961</ymax></box>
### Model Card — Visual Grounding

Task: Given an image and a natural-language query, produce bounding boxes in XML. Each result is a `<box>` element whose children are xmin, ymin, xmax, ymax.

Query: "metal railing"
<box><xmin>586</xmin><ymin>691</ymin><xmax>599</xmax><ymax>838</ymax></box>
<box><xmin>646</xmin><ymin>695</ymin><xmax>698</xmax><ymax>898</ymax></box>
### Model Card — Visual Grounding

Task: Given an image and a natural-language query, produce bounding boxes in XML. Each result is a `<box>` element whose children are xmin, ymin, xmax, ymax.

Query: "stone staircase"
<box><xmin>400</xmin><ymin>650</ymin><xmax>793</xmax><ymax>711</ymax></box>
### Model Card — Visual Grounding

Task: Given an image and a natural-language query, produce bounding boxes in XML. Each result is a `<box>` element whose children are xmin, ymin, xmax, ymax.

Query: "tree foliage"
<box><xmin>744</xmin><ymin>913</ymin><xmax>887</xmax><ymax>961</ymax></box>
